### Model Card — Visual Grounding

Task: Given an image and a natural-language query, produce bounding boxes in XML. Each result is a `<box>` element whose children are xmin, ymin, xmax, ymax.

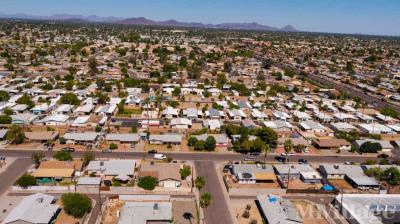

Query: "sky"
<box><xmin>0</xmin><ymin>0</ymin><xmax>399</xmax><ymax>36</ymax></box>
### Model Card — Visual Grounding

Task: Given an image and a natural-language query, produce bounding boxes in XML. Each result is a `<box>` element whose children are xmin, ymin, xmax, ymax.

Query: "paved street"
<box><xmin>0</xmin><ymin>158</ymin><xmax>31</xmax><ymax>196</ymax></box>
<box><xmin>195</xmin><ymin>161</ymin><xmax>234</xmax><ymax>224</ymax></box>
<box><xmin>0</xmin><ymin>149</ymin><xmax>375</xmax><ymax>164</ymax></box>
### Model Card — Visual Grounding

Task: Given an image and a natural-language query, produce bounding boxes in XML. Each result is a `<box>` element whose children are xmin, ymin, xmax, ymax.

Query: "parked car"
<box><xmin>154</xmin><ymin>153</ymin><xmax>167</xmax><ymax>160</ymax></box>
<box><xmin>148</xmin><ymin>149</ymin><xmax>158</xmax><ymax>154</ymax></box>
<box><xmin>223</xmin><ymin>164</ymin><xmax>233</xmax><ymax>173</ymax></box>
<box><xmin>102</xmin><ymin>149</ymin><xmax>112</xmax><ymax>153</ymax></box>
<box><xmin>275</xmin><ymin>156</ymin><xmax>287</xmax><ymax>163</ymax></box>
<box><xmin>249</xmin><ymin>152</ymin><xmax>260</xmax><ymax>156</ymax></box>
<box><xmin>344</xmin><ymin>161</ymin><xmax>354</xmax><ymax>165</ymax></box>
<box><xmin>378</xmin><ymin>153</ymin><xmax>389</xmax><ymax>159</ymax></box>
<box><xmin>62</xmin><ymin>147</ymin><xmax>75</xmax><ymax>152</ymax></box>
<box><xmin>298</xmin><ymin>158</ymin><xmax>308</xmax><ymax>164</ymax></box>
<box><xmin>244</xmin><ymin>156</ymin><xmax>255</xmax><ymax>161</ymax></box>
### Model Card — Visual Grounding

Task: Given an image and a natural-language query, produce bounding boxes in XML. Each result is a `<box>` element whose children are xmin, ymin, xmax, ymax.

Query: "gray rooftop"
<box><xmin>118</xmin><ymin>202</ymin><xmax>172</xmax><ymax>224</ymax></box>
<box><xmin>87</xmin><ymin>160</ymin><xmax>136</xmax><ymax>176</ymax></box>
<box><xmin>257</xmin><ymin>194</ymin><xmax>302</xmax><ymax>224</ymax></box>
<box><xmin>106</xmin><ymin>133</ymin><xmax>140</xmax><ymax>142</ymax></box>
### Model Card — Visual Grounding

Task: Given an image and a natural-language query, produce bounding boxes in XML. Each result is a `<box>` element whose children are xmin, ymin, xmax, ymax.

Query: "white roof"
<box><xmin>63</xmin><ymin>132</ymin><xmax>99</xmax><ymax>142</ymax></box>
<box><xmin>77</xmin><ymin>177</ymin><xmax>102</xmax><ymax>185</ymax></box>
<box><xmin>358</xmin><ymin>123</ymin><xmax>394</xmax><ymax>134</ymax></box>
<box><xmin>106</xmin><ymin>133</ymin><xmax>140</xmax><ymax>142</ymax></box>
<box><xmin>72</xmin><ymin>116</ymin><xmax>91</xmax><ymax>125</ymax></box>
<box><xmin>87</xmin><ymin>160</ymin><xmax>136</xmax><ymax>176</ymax></box>
<box><xmin>2</xmin><ymin>193</ymin><xmax>59</xmax><ymax>224</ymax></box>
<box><xmin>118</xmin><ymin>202</ymin><xmax>172</xmax><ymax>224</ymax></box>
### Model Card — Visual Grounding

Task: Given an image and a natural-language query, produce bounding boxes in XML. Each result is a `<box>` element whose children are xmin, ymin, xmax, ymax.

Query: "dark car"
<box><xmin>62</xmin><ymin>147</ymin><xmax>75</xmax><ymax>152</ymax></box>
<box><xmin>378</xmin><ymin>153</ymin><xmax>389</xmax><ymax>159</ymax></box>
<box><xmin>148</xmin><ymin>149</ymin><xmax>158</xmax><ymax>154</ymax></box>
<box><xmin>275</xmin><ymin>156</ymin><xmax>287</xmax><ymax>163</ymax></box>
<box><xmin>103</xmin><ymin>180</ymin><xmax>112</xmax><ymax>186</ymax></box>
<box><xmin>298</xmin><ymin>158</ymin><xmax>308</xmax><ymax>164</ymax></box>
<box><xmin>223</xmin><ymin>164</ymin><xmax>233</xmax><ymax>173</ymax></box>
<box><xmin>249</xmin><ymin>152</ymin><xmax>260</xmax><ymax>156</ymax></box>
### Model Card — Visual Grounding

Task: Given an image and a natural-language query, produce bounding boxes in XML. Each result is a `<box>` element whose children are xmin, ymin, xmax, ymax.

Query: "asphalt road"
<box><xmin>195</xmin><ymin>161</ymin><xmax>234</xmax><ymax>224</ymax></box>
<box><xmin>0</xmin><ymin>149</ymin><xmax>375</xmax><ymax>164</ymax></box>
<box><xmin>0</xmin><ymin>158</ymin><xmax>31</xmax><ymax>196</ymax></box>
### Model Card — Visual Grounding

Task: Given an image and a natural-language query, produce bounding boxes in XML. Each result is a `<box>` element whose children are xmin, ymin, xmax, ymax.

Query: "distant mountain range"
<box><xmin>0</xmin><ymin>12</ymin><xmax>298</xmax><ymax>32</ymax></box>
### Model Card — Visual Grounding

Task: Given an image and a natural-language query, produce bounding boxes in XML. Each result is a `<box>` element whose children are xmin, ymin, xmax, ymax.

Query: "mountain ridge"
<box><xmin>0</xmin><ymin>12</ymin><xmax>298</xmax><ymax>32</ymax></box>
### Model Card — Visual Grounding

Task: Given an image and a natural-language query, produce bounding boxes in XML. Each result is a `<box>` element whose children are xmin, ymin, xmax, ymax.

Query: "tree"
<box><xmin>254</xmin><ymin>127</ymin><xmax>278</xmax><ymax>149</ymax></box>
<box><xmin>204</xmin><ymin>136</ymin><xmax>216</xmax><ymax>151</ymax></box>
<box><xmin>380</xmin><ymin>106</ymin><xmax>399</xmax><ymax>118</ymax></box>
<box><xmin>61</xmin><ymin>193</ymin><xmax>92</xmax><ymax>218</ymax></box>
<box><xmin>138</xmin><ymin>176</ymin><xmax>157</xmax><ymax>190</ymax></box>
<box><xmin>82</xmin><ymin>150</ymin><xmax>95</xmax><ymax>166</ymax></box>
<box><xmin>0</xmin><ymin>115</ymin><xmax>11</xmax><ymax>124</ymax></box>
<box><xmin>31</xmin><ymin>152</ymin><xmax>45</xmax><ymax>165</ymax></box>
<box><xmin>188</xmin><ymin>136</ymin><xmax>198</xmax><ymax>146</ymax></box>
<box><xmin>359</xmin><ymin>141</ymin><xmax>382</xmax><ymax>153</ymax></box>
<box><xmin>262</xmin><ymin>144</ymin><xmax>271</xmax><ymax>164</ymax></box>
<box><xmin>195</xmin><ymin>176</ymin><xmax>206</xmax><ymax>190</ymax></box>
<box><xmin>16</xmin><ymin>174</ymin><xmax>37</xmax><ymax>187</ymax></box>
<box><xmin>88</xmin><ymin>56</ymin><xmax>98</xmax><ymax>74</ymax></box>
<box><xmin>0</xmin><ymin>90</ymin><xmax>10</xmax><ymax>101</ymax></box>
<box><xmin>16</xmin><ymin>93</ymin><xmax>34</xmax><ymax>109</ymax></box>
<box><xmin>53</xmin><ymin>151</ymin><xmax>72</xmax><ymax>161</ymax></box>
<box><xmin>59</xmin><ymin>93</ymin><xmax>80</xmax><ymax>105</ymax></box>
<box><xmin>194</xmin><ymin>140</ymin><xmax>205</xmax><ymax>151</ymax></box>
<box><xmin>130</xmin><ymin>125</ymin><xmax>137</xmax><ymax>133</ymax></box>
<box><xmin>200</xmin><ymin>192</ymin><xmax>212</xmax><ymax>208</ymax></box>
<box><xmin>180</xmin><ymin>165</ymin><xmax>191</xmax><ymax>180</ymax></box>
<box><xmin>6</xmin><ymin>124</ymin><xmax>25</xmax><ymax>144</ymax></box>
<box><xmin>383</xmin><ymin>167</ymin><xmax>400</xmax><ymax>186</ymax></box>
<box><xmin>283</xmin><ymin>139</ymin><xmax>294</xmax><ymax>163</ymax></box>
<box><xmin>3</xmin><ymin>108</ymin><xmax>13</xmax><ymax>116</ymax></box>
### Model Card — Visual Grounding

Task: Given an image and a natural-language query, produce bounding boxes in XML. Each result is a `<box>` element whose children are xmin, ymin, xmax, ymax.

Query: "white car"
<box><xmin>281</xmin><ymin>152</ymin><xmax>295</xmax><ymax>156</ymax></box>
<box><xmin>154</xmin><ymin>153</ymin><xmax>167</xmax><ymax>160</ymax></box>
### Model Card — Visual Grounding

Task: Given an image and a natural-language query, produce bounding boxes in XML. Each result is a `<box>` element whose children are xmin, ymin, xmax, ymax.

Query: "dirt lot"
<box><xmin>328</xmin><ymin>179</ymin><xmax>354</xmax><ymax>190</ymax></box>
<box><xmin>232</xmin><ymin>199</ymin><xmax>263</xmax><ymax>224</ymax></box>
<box><xmin>288</xmin><ymin>179</ymin><xmax>323</xmax><ymax>190</ymax></box>
<box><xmin>292</xmin><ymin>200</ymin><xmax>329</xmax><ymax>224</ymax></box>
<box><xmin>172</xmin><ymin>201</ymin><xmax>199</xmax><ymax>224</ymax></box>
<box><xmin>144</xmin><ymin>142</ymin><xmax>181</xmax><ymax>152</ymax></box>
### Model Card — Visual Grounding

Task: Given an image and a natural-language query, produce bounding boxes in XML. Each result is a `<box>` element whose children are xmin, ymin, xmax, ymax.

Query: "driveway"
<box><xmin>0</xmin><ymin>158</ymin><xmax>32</xmax><ymax>196</ymax></box>
<box><xmin>195</xmin><ymin>161</ymin><xmax>234</xmax><ymax>224</ymax></box>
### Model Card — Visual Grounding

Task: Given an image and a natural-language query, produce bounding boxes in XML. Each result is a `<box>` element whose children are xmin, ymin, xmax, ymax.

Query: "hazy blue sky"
<box><xmin>1</xmin><ymin>0</ymin><xmax>399</xmax><ymax>36</ymax></box>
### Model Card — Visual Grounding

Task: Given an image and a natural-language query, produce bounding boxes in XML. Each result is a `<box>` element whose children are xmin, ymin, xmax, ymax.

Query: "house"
<box><xmin>231</xmin><ymin>164</ymin><xmax>277</xmax><ymax>184</ymax></box>
<box><xmin>182</xmin><ymin>108</ymin><xmax>202</xmax><ymax>120</ymax></box>
<box><xmin>31</xmin><ymin>103</ymin><xmax>52</xmax><ymax>115</ymax></box>
<box><xmin>32</xmin><ymin>160</ymin><xmax>83</xmax><ymax>182</ymax></box>
<box><xmin>333</xmin><ymin>113</ymin><xmax>358</xmax><ymax>122</ymax></box>
<box><xmin>263</xmin><ymin>120</ymin><xmax>294</xmax><ymax>132</ymax></box>
<box><xmin>63</xmin><ymin>132</ymin><xmax>99</xmax><ymax>144</ymax></box>
<box><xmin>138</xmin><ymin>163</ymin><xmax>182</xmax><ymax>188</ymax></box>
<box><xmin>299</xmin><ymin>120</ymin><xmax>326</xmax><ymax>133</ymax></box>
<box><xmin>227</xmin><ymin>109</ymin><xmax>246</xmax><ymax>120</ymax></box>
<box><xmin>170</xmin><ymin>118</ymin><xmax>192</xmax><ymax>129</ymax></box>
<box><xmin>314</xmin><ymin>112</ymin><xmax>333</xmax><ymax>123</ymax></box>
<box><xmin>241</xmin><ymin>119</ymin><xmax>257</xmax><ymax>129</ymax></box>
<box><xmin>334</xmin><ymin>194</ymin><xmax>400</xmax><ymax>224</ymax></box>
<box><xmin>319</xmin><ymin>164</ymin><xmax>365</xmax><ymax>179</ymax></box>
<box><xmin>95</xmin><ymin>104</ymin><xmax>117</xmax><ymax>116</ymax></box>
<box><xmin>357</xmin><ymin>123</ymin><xmax>395</xmax><ymax>134</ymax></box>
<box><xmin>37</xmin><ymin>114</ymin><xmax>70</xmax><ymax>125</ymax></box>
<box><xmin>161</xmin><ymin>106</ymin><xmax>179</xmax><ymax>119</ymax></box>
<box><xmin>86</xmin><ymin>160</ymin><xmax>136</xmax><ymax>178</ymax></box>
<box><xmin>313</xmin><ymin>139</ymin><xmax>351</xmax><ymax>151</ymax></box>
<box><xmin>330</xmin><ymin>122</ymin><xmax>358</xmax><ymax>132</ymax></box>
<box><xmin>293</xmin><ymin>111</ymin><xmax>312</xmax><ymax>122</ymax></box>
<box><xmin>274</xmin><ymin>164</ymin><xmax>316</xmax><ymax>179</ymax></box>
<box><xmin>77</xmin><ymin>177</ymin><xmax>102</xmax><ymax>192</ymax></box>
<box><xmin>272</xmin><ymin>110</ymin><xmax>290</xmax><ymax>121</ymax></box>
<box><xmin>118</xmin><ymin>201</ymin><xmax>172</xmax><ymax>224</ymax></box>
<box><xmin>355</xmin><ymin>139</ymin><xmax>395</xmax><ymax>153</ymax></box>
<box><xmin>356</xmin><ymin>113</ymin><xmax>375</xmax><ymax>123</ymax></box>
<box><xmin>2</xmin><ymin>193</ymin><xmax>60</xmax><ymax>224</ymax></box>
<box><xmin>10</xmin><ymin>113</ymin><xmax>39</xmax><ymax>124</ymax></box>
<box><xmin>345</xmin><ymin>175</ymin><xmax>380</xmax><ymax>190</ymax></box>
<box><xmin>251</xmin><ymin>109</ymin><xmax>267</xmax><ymax>121</ymax></box>
<box><xmin>203</xmin><ymin>119</ymin><xmax>223</xmax><ymax>130</ymax></box>
<box><xmin>105</xmin><ymin>133</ymin><xmax>140</xmax><ymax>144</ymax></box>
<box><xmin>192</xmin><ymin>134</ymin><xmax>229</xmax><ymax>147</ymax></box>
<box><xmin>55</xmin><ymin>104</ymin><xmax>74</xmax><ymax>115</ymax></box>
<box><xmin>205</xmin><ymin>109</ymin><xmax>225</xmax><ymax>119</ymax></box>
<box><xmin>25</xmin><ymin>131</ymin><xmax>59</xmax><ymax>143</ymax></box>
<box><xmin>149</xmin><ymin>133</ymin><xmax>182</xmax><ymax>145</ymax></box>
<box><xmin>71</xmin><ymin>115</ymin><xmax>91</xmax><ymax>126</ymax></box>
<box><xmin>256</xmin><ymin>195</ymin><xmax>302</xmax><ymax>224</ymax></box>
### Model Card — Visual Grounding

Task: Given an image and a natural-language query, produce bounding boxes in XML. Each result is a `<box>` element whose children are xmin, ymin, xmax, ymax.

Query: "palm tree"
<box><xmin>195</xmin><ymin>176</ymin><xmax>206</xmax><ymax>190</ymax></box>
<box><xmin>263</xmin><ymin>144</ymin><xmax>271</xmax><ymax>164</ymax></box>
<box><xmin>283</xmin><ymin>139</ymin><xmax>294</xmax><ymax>163</ymax></box>
<box><xmin>200</xmin><ymin>192</ymin><xmax>212</xmax><ymax>208</ymax></box>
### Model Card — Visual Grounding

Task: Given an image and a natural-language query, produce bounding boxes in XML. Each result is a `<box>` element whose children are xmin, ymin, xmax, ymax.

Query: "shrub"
<box><xmin>16</xmin><ymin>174</ymin><xmax>37</xmax><ymax>187</ymax></box>
<box><xmin>53</xmin><ymin>151</ymin><xmax>72</xmax><ymax>161</ymax></box>
<box><xmin>61</xmin><ymin>193</ymin><xmax>92</xmax><ymax>218</ymax></box>
<box><xmin>359</xmin><ymin>141</ymin><xmax>382</xmax><ymax>153</ymax></box>
<box><xmin>137</xmin><ymin>176</ymin><xmax>157</xmax><ymax>190</ymax></box>
<box><xmin>109</xmin><ymin>143</ymin><xmax>118</xmax><ymax>150</ymax></box>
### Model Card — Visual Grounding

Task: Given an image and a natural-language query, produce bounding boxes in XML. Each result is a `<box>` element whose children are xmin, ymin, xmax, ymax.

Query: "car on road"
<box><xmin>244</xmin><ymin>156</ymin><xmax>255</xmax><ymax>161</ymax></box>
<box><xmin>275</xmin><ymin>156</ymin><xmax>287</xmax><ymax>163</ymax></box>
<box><xmin>378</xmin><ymin>153</ymin><xmax>389</xmax><ymax>159</ymax></box>
<box><xmin>148</xmin><ymin>149</ymin><xmax>158</xmax><ymax>154</ymax></box>
<box><xmin>249</xmin><ymin>152</ymin><xmax>260</xmax><ymax>156</ymax></box>
<box><xmin>62</xmin><ymin>147</ymin><xmax>75</xmax><ymax>152</ymax></box>
<box><xmin>154</xmin><ymin>153</ymin><xmax>167</xmax><ymax>160</ymax></box>
<box><xmin>298</xmin><ymin>158</ymin><xmax>308</xmax><ymax>164</ymax></box>
<box><xmin>344</xmin><ymin>161</ymin><xmax>354</xmax><ymax>165</ymax></box>
<box><xmin>102</xmin><ymin>149</ymin><xmax>112</xmax><ymax>153</ymax></box>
